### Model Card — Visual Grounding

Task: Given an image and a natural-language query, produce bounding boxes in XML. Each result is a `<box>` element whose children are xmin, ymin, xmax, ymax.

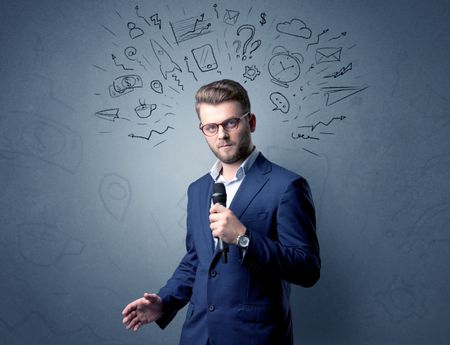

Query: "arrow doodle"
<box><xmin>297</xmin><ymin>115</ymin><xmax>346</xmax><ymax>131</ymax></box>
<box><xmin>307</xmin><ymin>28</ymin><xmax>329</xmax><ymax>51</ymax></box>
<box><xmin>128</xmin><ymin>126</ymin><xmax>175</xmax><ymax>141</ymax></box>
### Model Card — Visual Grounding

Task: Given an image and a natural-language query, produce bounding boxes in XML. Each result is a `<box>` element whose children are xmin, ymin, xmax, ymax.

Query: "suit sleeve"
<box><xmin>242</xmin><ymin>177</ymin><xmax>321</xmax><ymax>287</ymax></box>
<box><xmin>156</xmin><ymin>185</ymin><xmax>198</xmax><ymax>329</ymax></box>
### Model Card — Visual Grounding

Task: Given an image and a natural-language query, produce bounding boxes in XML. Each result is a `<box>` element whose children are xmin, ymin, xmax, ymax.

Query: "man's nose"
<box><xmin>217</xmin><ymin>125</ymin><xmax>229</xmax><ymax>139</ymax></box>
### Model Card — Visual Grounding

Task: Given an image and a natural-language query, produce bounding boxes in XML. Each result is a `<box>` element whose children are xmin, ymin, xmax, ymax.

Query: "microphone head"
<box><xmin>212</xmin><ymin>182</ymin><xmax>227</xmax><ymax>206</ymax></box>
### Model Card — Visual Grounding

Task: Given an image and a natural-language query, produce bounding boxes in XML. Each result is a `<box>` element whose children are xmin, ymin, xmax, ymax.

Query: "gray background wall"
<box><xmin>1</xmin><ymin>0</ymin><xmax>449</xmax><ymax>344</ymax></box>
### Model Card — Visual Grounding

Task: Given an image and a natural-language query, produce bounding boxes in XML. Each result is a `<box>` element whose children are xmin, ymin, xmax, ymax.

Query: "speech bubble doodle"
<box><xmin>270</xmin><ymin>92</ymin><xmax>290</xmax><ymax>113</ymax></box>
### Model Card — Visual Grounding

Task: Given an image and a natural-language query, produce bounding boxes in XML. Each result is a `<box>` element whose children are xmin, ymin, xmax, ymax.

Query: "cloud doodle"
<box><xmin>276</xmin><ymin>18</ymin><xmax>312</xmax><ymax>39</ymax></box>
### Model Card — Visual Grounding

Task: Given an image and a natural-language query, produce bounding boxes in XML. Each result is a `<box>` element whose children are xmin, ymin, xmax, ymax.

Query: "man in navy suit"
<box><xmin>122</xmin><ymin>79</ymin><xmax>321</xmax><ymax>345</ymax></box>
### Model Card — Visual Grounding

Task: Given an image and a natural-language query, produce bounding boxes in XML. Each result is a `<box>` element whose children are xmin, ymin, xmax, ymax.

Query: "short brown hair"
<box><xmin>195</xmin><ymin>79</ymin><xmax>251</xmax><ymax>116</ymax></box>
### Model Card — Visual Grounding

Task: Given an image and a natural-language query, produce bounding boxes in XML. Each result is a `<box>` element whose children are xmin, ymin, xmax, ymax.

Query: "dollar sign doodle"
<box><xmin>123</xmin><ymin>77</ymin><xmax>133</xmax><ymax>88</ymax></box>
<box><xmin>259</xmin><ymin>12</ymin><xmax>267</xmax><ymax>26</ymax></box>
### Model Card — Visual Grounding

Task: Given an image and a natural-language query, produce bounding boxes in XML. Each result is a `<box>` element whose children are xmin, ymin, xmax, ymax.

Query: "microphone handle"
<box><xmin>216</xmin><ymin>201</ymin><xmax>228</xmax><ymax>263</ymax></box>
<box><xmin>218</xmin><ymin>237</ymin><xmax>228</xmax><ymax>263</ymax></box>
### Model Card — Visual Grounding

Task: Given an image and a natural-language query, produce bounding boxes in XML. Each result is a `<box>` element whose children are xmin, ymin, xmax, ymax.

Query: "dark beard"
<box><xmin>210</xmin><ymin>131</ymin><xmax>253</xmax><ymax>164</ymax></box>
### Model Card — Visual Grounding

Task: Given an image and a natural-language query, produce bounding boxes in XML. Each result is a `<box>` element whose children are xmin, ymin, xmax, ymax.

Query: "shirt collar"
<box><xmin>209</xmin><ymin>147</ymin><xmax>259</xmax><ymax>182</ymax></box>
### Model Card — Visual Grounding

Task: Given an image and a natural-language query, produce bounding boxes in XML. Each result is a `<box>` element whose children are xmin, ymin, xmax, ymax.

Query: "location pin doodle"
<box><xmin>150</xmin><ymin>80</ymin><xmax>163</xmax><ymax>94</ymax></box>
<box><xmin>99</xmin><ymin>174</ymin><xmax>131</xmax><ymax>222</ymax></box>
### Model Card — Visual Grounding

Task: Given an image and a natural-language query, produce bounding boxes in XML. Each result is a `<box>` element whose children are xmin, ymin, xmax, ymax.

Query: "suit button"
<box><xmin>208</xmin><ymin>305</ymin><xmax>215</xmax><ymax>312</ymax></box>
<box><xmin>210</xmin><ymin>270</ymin><xmax>217</xmax><ymax>277</ymax></box>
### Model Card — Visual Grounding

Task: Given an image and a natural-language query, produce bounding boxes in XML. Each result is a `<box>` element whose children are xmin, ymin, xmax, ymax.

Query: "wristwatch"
<box><xmin>236</xmin><ymin>233</ymin><xmax>250</xmax><ymax>249</ymax></box>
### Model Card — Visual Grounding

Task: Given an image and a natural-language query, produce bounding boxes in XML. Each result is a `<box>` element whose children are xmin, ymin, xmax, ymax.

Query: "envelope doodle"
<box><xmin>223</xmin><ymin>9</ymin><xmax>240</xmax><ymax>25</ymax></box>
<box><xmin>315</xmin><ymin>47</ymin><xmax>342</xmax><ymax>64</ymax></box>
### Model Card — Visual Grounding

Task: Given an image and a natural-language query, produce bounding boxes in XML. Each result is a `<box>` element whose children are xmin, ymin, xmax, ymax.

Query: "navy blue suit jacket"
<box><xmin>157</xmin><ymin>153</ymin><xmax>320</xmax><ymax>345</ymax></box>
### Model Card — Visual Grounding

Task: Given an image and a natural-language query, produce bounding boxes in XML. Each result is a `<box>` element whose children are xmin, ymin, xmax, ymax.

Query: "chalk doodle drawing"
<box><xmin>17</xmin><ymin>223</ymin><xmax>85</xmax><ymax>267</ymax></box>
<box><xmin>150</xmin><ymin>79</ymin><xmax>164</xmax><ymax>94</ymax></box>
<box><xmin>223</xmin><ymin>9</ymin><xmax>240</xmax><ymax>26</ymax></box>
<box><xmin>150</xmin><ymin>39</ymin><xmax>182</xmax><ymax>80</ymax></box>
<box><xmin>0</xmin><ymin>111</ymin><xmax>82</xmax><ymax>173</ymax></box>
<box><xmin>192</xmin><ymin>44</ymin><xmax>218</xmax><ymax>72</ymax></box>
<box><xmin>92</xmin><ymin>4</ymin><xmax>367</xmax><ymax>154</ymax></box>
<box><xmin>170</xmin><ymin>13</ymin><xmax>212</xmax><ymax>45</ymax></box>
<box><xmin>315</xmin><ymin>47</ymin><xmax>342</xmax><ymax>64</ymax></box>
<box><xmin>270</xmin><ymin>92</ymin><xmax>290</xmax><ymax>113</ymax></box>
<box><xmin>259</xmin><ymin>12</ymin><xmax>267</xmax><ymax>26</ymax></box>
<box><xmin>268</xmin><ymin>46</ymin><xmax>303</xmax><ymax>88</ymax></box>
<box><xmin>99</xmin><ymin>173</ymin><xmax>131</xmax><ymax>222</ymax></box>
<box><xmin>236</xmin><ymin>24</ymin><xmax>261</xmax><ymax>60</ymax></box>
<box><xmin>108</xmin><ymin>74</ymin><xmax>143</xmax><ymax>98</ymax></box>
<box><xmin>243</xmin><ymin>65</ymin><xmax>260</xmax><ymax>82</ymax></box>
<box><xmin>276</xmin><ymin>18</ymin><xmax>312</xmax><ymax>39</ymax></box>
<box><xmin>127</xmin><ymin>21</ymin><xmax>144</xmax><ymax>39</ymax></box>
<box><xmin>134</xmin><ymin>100</ymin><xmax>157</xmax><ymax>119</ymax></box>
<box><xmin>95</xmin><ymin>108</ymin><xmax>120</xmax><ymax>122</ymax></box>
<box><xmin>375</xmin><ymin>275</ymin><xmax>427</xmax><ymax>322</ymax></box>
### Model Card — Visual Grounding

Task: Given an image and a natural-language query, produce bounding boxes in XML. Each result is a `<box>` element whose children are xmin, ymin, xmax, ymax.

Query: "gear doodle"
<box><xmin>243</xmin><ymin>65</ymin><xmax>261</xmax><ymax>81</ymax></box>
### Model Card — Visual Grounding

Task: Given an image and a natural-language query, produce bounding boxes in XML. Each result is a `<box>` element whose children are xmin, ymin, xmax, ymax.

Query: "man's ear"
<box><xmin>249</xmin><ymin>113</ymin><xmax>256</xmax><ymax>132</ymax></box>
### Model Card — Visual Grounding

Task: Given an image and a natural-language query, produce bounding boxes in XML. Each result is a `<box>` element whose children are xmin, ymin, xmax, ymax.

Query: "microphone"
<box><xmin>212</xmin><ymin>182</ymin><xmax>228</xmax><ymax>263</ymax></box>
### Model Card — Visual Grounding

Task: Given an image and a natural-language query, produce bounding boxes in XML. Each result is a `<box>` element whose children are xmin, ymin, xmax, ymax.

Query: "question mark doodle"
<box><xmin>233</xmin><ymin>40</ymin><xmax>242</xmax><ymax>58</ymax></box>
<box><xmin>237</xmin><ymin>25</ymin><xmax>261</xmax><ymax>60</ymax></box>
<box><xmin>237</xmin><ymin>25</ymin><xmax>254</xmax><ymax>60</ymax></box>
<box><xmin>249</xmin><ymin>40</ymin><xmax>261</xmax><ymax>56</ymax></box>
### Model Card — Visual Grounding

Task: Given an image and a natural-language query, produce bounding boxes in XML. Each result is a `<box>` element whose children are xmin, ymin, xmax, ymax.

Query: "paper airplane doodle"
<box><xmin>321</xmin><ymin>86</ymin><xmax>368</xmax><ymax>106</ymax></box>
<box><xmin>95</xmin><ymin>108</ymin><xmax>120</xmax><ymax>121</ymax></box>
<box><xmin>150</xmin><ymin>39</ymin><xmax>182</xmax><ymax>80</ymax></box>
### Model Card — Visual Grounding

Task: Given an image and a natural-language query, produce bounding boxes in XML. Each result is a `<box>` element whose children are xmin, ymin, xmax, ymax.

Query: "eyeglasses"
<box><xmin>199</xmin><ymin>112</ymin><xmax>250</xmax><ymax>137</ymax></box>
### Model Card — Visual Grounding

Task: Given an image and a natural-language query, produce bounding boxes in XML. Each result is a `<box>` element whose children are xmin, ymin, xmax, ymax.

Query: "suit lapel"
<box><xmin>200</xmin><ymin>177</ymin><xmax>215</xmax><ymax>256</ymax></box>
<box><xmin>229</xmin><ymin>153</ymin><xmax>272</xmax><ymax>219</ymax></box>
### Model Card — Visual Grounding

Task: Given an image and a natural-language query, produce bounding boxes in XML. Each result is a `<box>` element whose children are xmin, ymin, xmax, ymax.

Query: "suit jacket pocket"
<box><xmin>240</xmin><ymin>211</ymin><xmax>270</xmax><ymax>222</ymax></box>
<box><xmin>237</xmin><ymin>304</ymin><xmax>273</xmax><ymax>324</ymax></box>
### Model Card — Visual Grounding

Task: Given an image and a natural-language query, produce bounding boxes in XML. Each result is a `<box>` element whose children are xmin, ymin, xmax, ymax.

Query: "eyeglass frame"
<box><xmin>199</xmin><ymin>112</ymin><xmax>250</xmax><ymax>137</ymax></box>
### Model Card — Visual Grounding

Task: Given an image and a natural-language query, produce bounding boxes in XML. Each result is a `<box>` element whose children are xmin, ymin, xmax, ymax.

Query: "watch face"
<box><xmin>268</xmin><ymin>53</ymin><xmax>301</xmax><ymax>84</ymax></box>
<box><xmin>238</xmin><ymin>235</ymin><xmax>250</xmax><ymax>248</ymax></box>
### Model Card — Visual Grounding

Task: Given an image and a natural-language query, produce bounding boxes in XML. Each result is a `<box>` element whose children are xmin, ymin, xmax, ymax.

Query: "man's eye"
<box><xmin>224</xmin><ymin>119</ymin><xmax>238</xmax><ymax>128</ymax></box>
<box><xmin>204</xmin><ymin>125</ymin><xmax>216</xmax><ymax>132</ymax></box>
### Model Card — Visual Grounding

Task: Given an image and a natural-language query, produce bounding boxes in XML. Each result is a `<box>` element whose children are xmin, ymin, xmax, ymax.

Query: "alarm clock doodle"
<box><xmin>268</xmin><ymin>46</ymin><xmax>304</xmax><ymax>88</ymax></box>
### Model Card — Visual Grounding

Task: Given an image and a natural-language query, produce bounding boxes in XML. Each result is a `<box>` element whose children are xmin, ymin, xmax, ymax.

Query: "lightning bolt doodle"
<box><xmin>150</xmin><ymin>14</ymin><xmax>162</xmax><ymax>29</ymax></box>
<box><xmin>171</xmin><ymin>74</ymin><xmax>184</xmax><ymax>91</ymax></box>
